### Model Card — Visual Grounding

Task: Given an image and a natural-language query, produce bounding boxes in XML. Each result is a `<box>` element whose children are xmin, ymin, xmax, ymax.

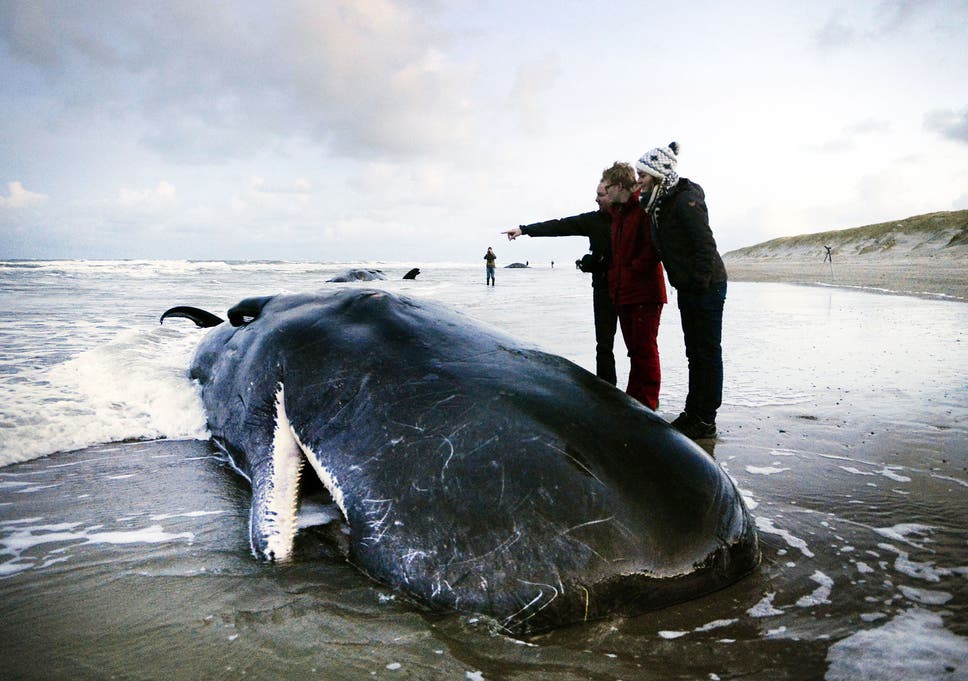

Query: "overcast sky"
<box><xmin>2</xmin><ymin>0</ymin><xmax>966</xmax><ymax>264</ymax></box>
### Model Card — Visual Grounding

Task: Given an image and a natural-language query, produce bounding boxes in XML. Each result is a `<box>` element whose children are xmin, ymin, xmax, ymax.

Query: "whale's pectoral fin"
<box><xmin>248</xmin><ymin>385</ymin><xmax>304</xmax><ymax>562</ymax></box>
<box><xmin>159</xmin><ymin>305</ymin><xmax>224</xmax><ymax>328</ymax></box>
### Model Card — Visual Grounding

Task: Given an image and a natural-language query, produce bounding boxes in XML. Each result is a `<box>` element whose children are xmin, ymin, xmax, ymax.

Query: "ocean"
<box><xmin>0</xmin><ymin>260</ymin><xmax>965</xmax><ymax>680</ymax></box>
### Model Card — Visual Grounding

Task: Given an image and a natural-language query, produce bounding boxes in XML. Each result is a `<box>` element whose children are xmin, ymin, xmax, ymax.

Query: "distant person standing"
<box><xmin>604</xmin><ymin>161</ymin><xmax>666</xmax><ymax>410</ymax></box>
<box><xmin>636</xmin><ymin>141</ymin><xmax>727</xmax><ymax>439</ymax></box>
<box><xmin>484</xmin><ymin>247</ymin><xmax>497</xmax><ymax>286</ymax></box>
<box><xmin>501</xmin><ymin>179</ymin><xmax>618</xmax><ymax>385</ymax></box>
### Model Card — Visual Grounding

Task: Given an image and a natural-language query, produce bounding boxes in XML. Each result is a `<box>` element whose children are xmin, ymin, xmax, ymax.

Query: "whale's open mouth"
<box><xmin>249</xmin><ymin>385</ymin><xmax>350</xmax><ymax>562</ymax></box>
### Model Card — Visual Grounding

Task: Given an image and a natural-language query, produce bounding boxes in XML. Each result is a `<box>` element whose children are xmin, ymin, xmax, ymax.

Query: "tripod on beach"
<box><xmin>823</xmin><ymin>245</ymin><xmax>834</xmax><ymax>280</ymax></box>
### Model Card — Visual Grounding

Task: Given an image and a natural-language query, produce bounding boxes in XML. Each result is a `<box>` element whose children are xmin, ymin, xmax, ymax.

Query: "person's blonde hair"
<box><xmin>601</xmin><ymin>162</ymin><xmax>636</xmax><ymax>190</ymax></box>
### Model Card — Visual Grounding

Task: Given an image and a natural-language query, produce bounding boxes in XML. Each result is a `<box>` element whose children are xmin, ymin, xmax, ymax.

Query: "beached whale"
<box><xmin>326</xmin><ymin>268</ymin><xmax>386</xmax><ymax>282</ymax></box>
<box><xmin>161</xmin><ymin>289</ymin><xmax>758</xmax><ymax>634</ymax></box>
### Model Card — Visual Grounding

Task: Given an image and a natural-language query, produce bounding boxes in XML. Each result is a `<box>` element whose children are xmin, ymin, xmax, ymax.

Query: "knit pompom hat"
<box><xmin>636</xmin><ymin>141</ymin><xmax>680</xmax><ymax>211</ymax></box>
<box><xmin>636</xmin><ymin>141</ymin><xmax>680</xmax><ymax>184</ymax></box>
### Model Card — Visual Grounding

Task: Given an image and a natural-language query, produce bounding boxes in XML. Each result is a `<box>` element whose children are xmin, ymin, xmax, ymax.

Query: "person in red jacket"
<box><xmin>601</xmin><ymin>162</ymin><xmax>667</xmax><ymax>410</ymax></box>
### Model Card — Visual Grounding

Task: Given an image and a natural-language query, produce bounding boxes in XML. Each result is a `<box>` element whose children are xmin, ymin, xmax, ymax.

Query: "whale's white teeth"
<box><xmin>252</xmin><ymin>385</ymin><xmax>304</xmax><ymax>562</ymax></box>
<box><xmin>250</xmin><ymin>384</ymin><xmax>351</xmax><ymax>562</ymax></box>
<box><xmin>292</xmin><ymin>429</ymin><xmax>349</xmax><ymax>532</ymax></box>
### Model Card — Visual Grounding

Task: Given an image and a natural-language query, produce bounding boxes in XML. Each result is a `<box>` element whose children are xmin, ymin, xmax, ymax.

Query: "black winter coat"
<box><xmin>652</xmin><ymin>179</ymin><xmax>727</xmax><ymax>293</ymax></box>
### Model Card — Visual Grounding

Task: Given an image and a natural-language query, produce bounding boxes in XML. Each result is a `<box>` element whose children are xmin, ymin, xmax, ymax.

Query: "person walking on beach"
<box><xmin>484</xmin><ymin>247</ymin><xmax>497</xmax><ymax>286</ymax></box>
<box><xmin>604</xmin><ymin>161</ymin><xmax>666</xmax><ymax>410</ymax></box>
<box><xmin>636</xmin><ymin>141</ymin><xmax>726</xmax><ymax>439</ymax></box>
<box><xmin>501</xmin><ymin>178</ymin><xmax>618</xmax><ymax>385</ymax></box>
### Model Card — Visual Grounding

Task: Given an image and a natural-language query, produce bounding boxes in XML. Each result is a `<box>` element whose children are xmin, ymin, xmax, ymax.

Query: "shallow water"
<box><xmin>0</xmin><ymin>260</ymin><xmax>966</xmax><ymax>679</ymax></box>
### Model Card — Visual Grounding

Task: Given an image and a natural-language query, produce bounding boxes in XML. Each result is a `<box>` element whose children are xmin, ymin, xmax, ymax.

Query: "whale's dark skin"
<box><xmin>161</xmin><ymin>289</ymin><xmax>759</xmax><ymax>635</ymax></box>
<box><xmin>326</xmin><ymin>268</ymin><xmax>386</xmax><ymax>282</ymax></box>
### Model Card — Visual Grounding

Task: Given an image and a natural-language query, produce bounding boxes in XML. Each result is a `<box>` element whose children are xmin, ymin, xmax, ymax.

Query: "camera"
<box><xmin>576</xmin><ymin>253</ymin><xmax>605</xmax><ymax>274</ymax></box>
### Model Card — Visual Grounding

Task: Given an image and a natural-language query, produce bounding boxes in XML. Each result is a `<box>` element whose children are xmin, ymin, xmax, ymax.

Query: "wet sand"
<box><xmin>1</xmin><ymin>274</ymin><xmax>966</xmax><ymax>679</ymax></box>
<box><xmin>723</xmin><ymin>255</ymin><xmax>968</xmax><ymax>302</ymax></box>
<box><xmin>1</xmin><ymin>402</ymin><xmax>964</xmax><ymax>679</ymax></box>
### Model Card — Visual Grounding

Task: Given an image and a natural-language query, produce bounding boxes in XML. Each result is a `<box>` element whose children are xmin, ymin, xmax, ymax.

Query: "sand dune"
<box><xmin>723</xmin><ymin>210</ymin><xmax>967</xmax><ymax>301</ymax></box>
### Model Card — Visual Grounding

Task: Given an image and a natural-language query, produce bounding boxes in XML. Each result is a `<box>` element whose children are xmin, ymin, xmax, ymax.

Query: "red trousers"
<box><xmin>617</xmin><ymin>302</ymin><xmax>662</xmax><ymax>410</ymax></box>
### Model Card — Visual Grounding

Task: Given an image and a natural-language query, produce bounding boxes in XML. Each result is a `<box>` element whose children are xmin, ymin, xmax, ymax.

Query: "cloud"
<box><xmin>0</xmin><ymin>181</ymin><xmax>48</xmax><ymax>208</ymax></box>
<box><xmin>507</xmin><ymin>53</ymin><xmax>562</xmax><ymax>134</ymax></box>
<box><xmin>872</xmin><ymin>0</ymin><xmax>930</xmax><ymax>36</ymax></box>
<box><xmin>117</xmin><ymin>181</ymin><xmax>176</xmax><ymax>210</ymax></box>
<box><xmin>318</xmin><ymin>215</ymin><xmax>422</xmax><ymax>253</ymax></box>
<box><xmin>810</xmin><ymin>118</ymin><xmax>893</xmax><ymax>152</ymax></box>
<box><xmin>811</xmin><ymin>0</ymin><xmax>965</xmax><ymax>51</ymax></box>
<box><xmin>812</xmin><ymin>14</ymin><xmax>858</xmax><ymax>51</ymax></box>
<box><xmin>347</xmin><ymin>160</ymin><xmax>455</xmax><ymax>205</ymax></box>
<box><xmin>249</xmin><ymin>177</ymin><xmax>312</xmax><ymax>196</ymax></box>
<box><xmin>924</xmin><ymin>108</ymin><xmax>968</xmax><ymax>144</ymax></box>
<box><xmin>0</xmin><ymin>1</ymin><xmax>481</xmax><ymax>163</ymax></box>
<box><xmin>845</xmin><ymin>118</ymin><xmax>893</xmax><ymax>136</ymax></box>
<box><xmin>230</xmin><ymin>176</ymin><xmax>313</xmax><ymax>218</ymax></box>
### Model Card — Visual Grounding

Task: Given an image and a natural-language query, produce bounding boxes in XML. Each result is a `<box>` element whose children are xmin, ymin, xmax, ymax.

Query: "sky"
<box><xmin>1</xmin><ymin>0</ymin><xmax>967</xmax><ymax>264</ymax></box>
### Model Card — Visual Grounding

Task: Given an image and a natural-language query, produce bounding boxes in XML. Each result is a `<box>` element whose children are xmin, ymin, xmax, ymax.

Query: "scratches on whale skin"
<box><xmin>355</xmin><ymin>450</ymin><xmax>387</xmax><ymax>469</ymax></box>
<box><xmin>563</xmin><ymin>516</ymin><xmax>616</xmax><ymax>535</ymax></box>
<box><xmin>361</xmin><ymin>497</ymin><xmax>394</xmax><ymax>545</ymax></box>
<box><xmin>431</xmin><ymin>578</ymin><xmax>457</xmax><ymax>599</ymax></box>
<box><xmin>505</xmin><ymin>490</ymin><xmax>535</xmax><ymax>516</ymax></box>
<box><xmin>429</xmin><ymin>394</ymin><xmax>458</xmax><ymax>410</ymax></box>
<box><xmin>317</xmin><ymin>373</ymin><xmax>371</xmax><ymax>428</ymax></box>
<box><xmin>438</xmin><ymin>423</ymin><xmax>473</xmax><ymax>482</ymax></box>
<box><xmin>503</xmin><ymin>580</ymin><xmax>561</xmax><ymax>629</ymax></box>
<box><xmin>443</xmin><ymin>529</ymin><xmax>523</xmax><ymax>569</ymax></box>
<box><xmin>385</xmin><ymin>419</ymin><xmax>426</xmax><ymax>434</ymax></box>
<box><xmin>558</xmin><ymin>532</ymin><xmax>610</xmax><ymax>563</ymax></box>
<box><xmin>438</xmin><ymin>437</ymin><xmax>456</xmax><ymax>481</ymax></box>
<box><xmin>466</xmin><ymin>435</ymin><xmax>499</xmax><ymax>458</ymax></box>
<box><xmin>395</xmin><ymin>549</ymin><xmax>433</xmax><ymax>585</ymax></box>
<box><xmin>545</xmin><ymin>441</ymin><xmax>606</xmax><ymax>487</ymax></box>
<box><xmin>559</xmin><ymin>516</ymin><xmax>618</xmax><ymax>562</ymax></box>
<box><xmin>212</xmin><ymin>439</ymin><xmax>252</xmax><ymax>484</ymax></box>
<box><xmin>400</xmin><ymin>548</ymin><xmax>431</xmax><ymax>565</ymax></box>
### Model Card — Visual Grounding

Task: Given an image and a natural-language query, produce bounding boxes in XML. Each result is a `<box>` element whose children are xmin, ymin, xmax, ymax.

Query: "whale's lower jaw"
<box><xmin>249</xmin><ymin>385</ymin><xmax>348</xmax><ymax>562</ymax></box>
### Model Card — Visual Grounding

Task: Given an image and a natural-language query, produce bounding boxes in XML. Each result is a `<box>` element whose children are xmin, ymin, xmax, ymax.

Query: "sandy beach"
<box><xmin>2</xmin><ymin>261</ymin><xmax>966</xmax><ymax>679</ymax></box>
<box><xmin>722</xmin><ymin>255</ymin><xmax>968</xmax><ymax>301</ymax></box>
